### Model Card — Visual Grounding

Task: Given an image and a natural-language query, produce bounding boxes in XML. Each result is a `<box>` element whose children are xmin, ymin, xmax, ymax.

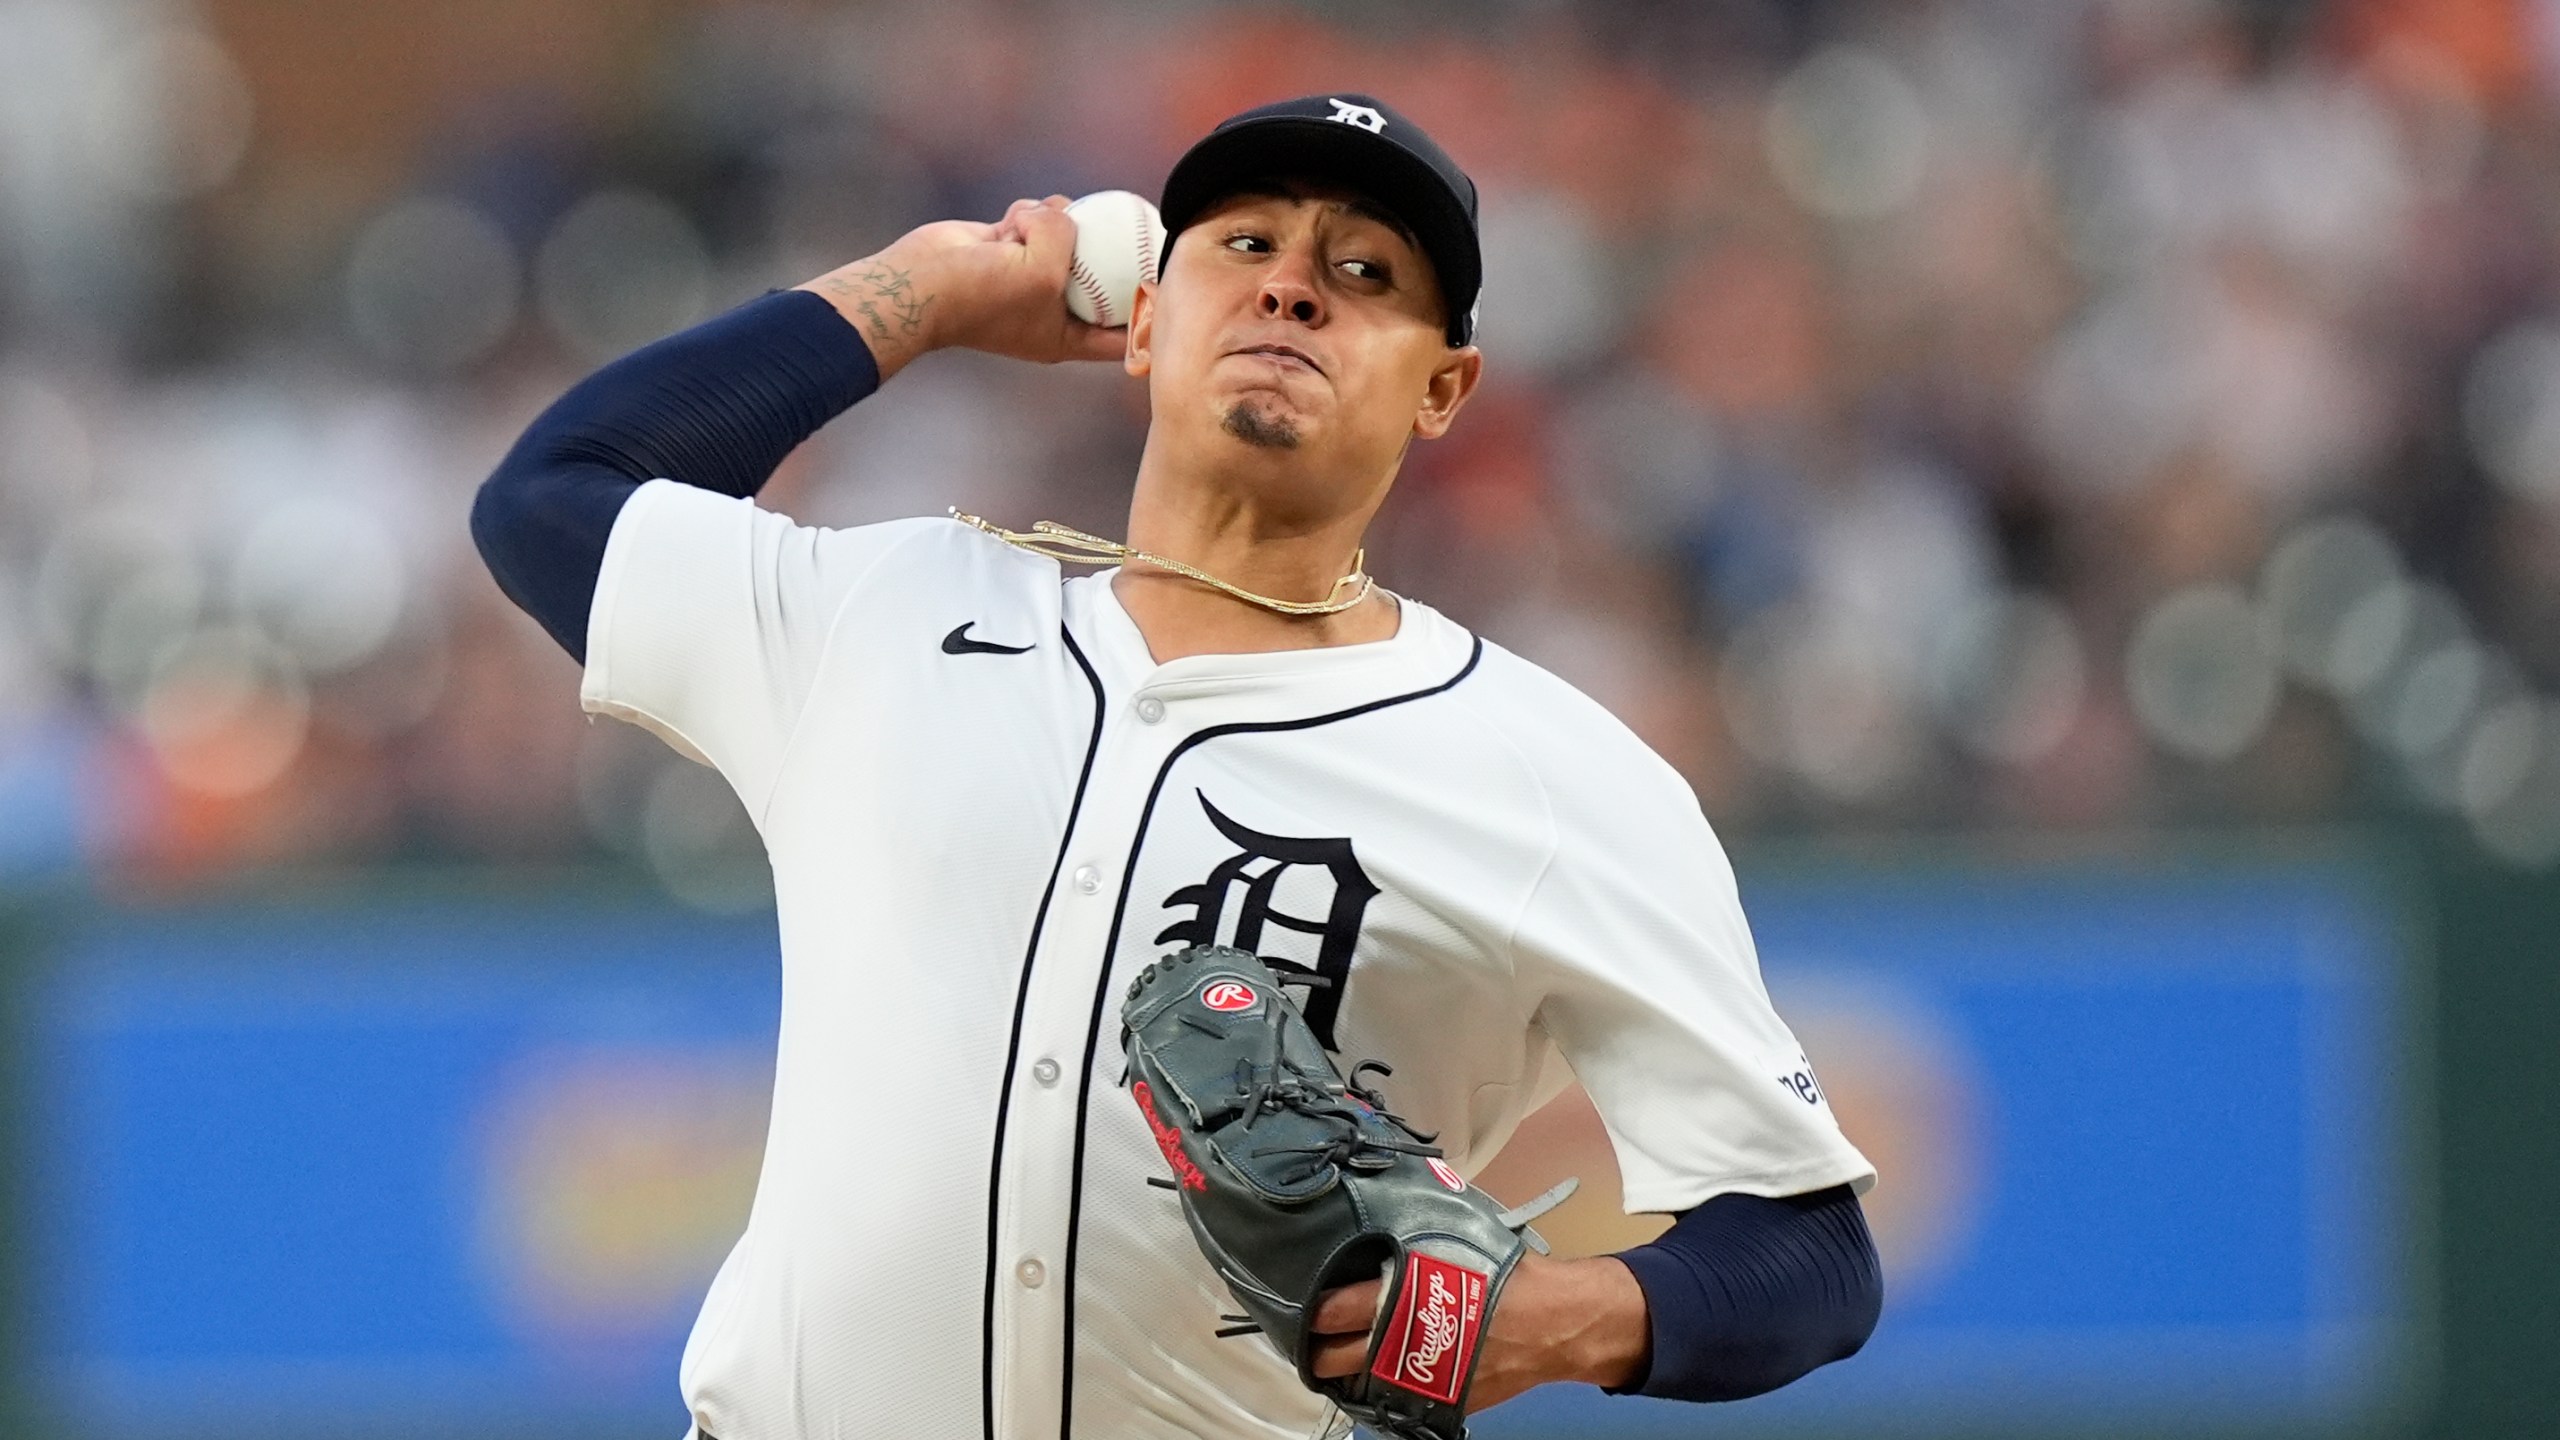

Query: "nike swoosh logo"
<box><xmin>942</xmin><ymin>622</ymin><xmax>1035</xmax><ymax>656</ymax></box>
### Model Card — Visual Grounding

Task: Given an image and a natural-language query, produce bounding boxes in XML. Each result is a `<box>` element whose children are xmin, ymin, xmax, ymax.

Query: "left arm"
<box><xmin>1318</xmin><ymin>688</ymin><xmax>1886</xmax><ymax>1409</ymax></box>
<box><xmin>1309</xmin><ymin>1181</ymin><xmax>1881</xmax><ymax>1409</ymax></box>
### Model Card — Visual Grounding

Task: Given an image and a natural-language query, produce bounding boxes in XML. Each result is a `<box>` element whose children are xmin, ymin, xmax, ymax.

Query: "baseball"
<box><xmin>1063</xmin><ymin>189</ymin><xmax>1164</xmax><ymax>328</ymax></box>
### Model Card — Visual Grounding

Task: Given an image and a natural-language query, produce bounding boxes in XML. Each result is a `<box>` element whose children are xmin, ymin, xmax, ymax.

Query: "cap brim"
<box><xmin>1159</xmin><ymin>118</ymin><xmax>1480</xmax><ymax>344</ymax></box>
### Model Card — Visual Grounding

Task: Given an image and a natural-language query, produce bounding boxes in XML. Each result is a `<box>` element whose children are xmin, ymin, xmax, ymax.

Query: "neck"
<box><xmin>1114</xmin><ymin>435</ymin><xmax>1400</xmax><ymax>662</ymax></box>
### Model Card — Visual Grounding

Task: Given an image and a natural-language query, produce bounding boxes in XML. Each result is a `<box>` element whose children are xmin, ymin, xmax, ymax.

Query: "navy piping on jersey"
<box><xmin>1056</xmin><ymin>635</ymin><xmax>1487</xmax><ymax>1439</ymax></box>
<box><xmin>981</xmin><ymin>627</ymin><xmax>1106</xmax><ymax>1440</ymax></box>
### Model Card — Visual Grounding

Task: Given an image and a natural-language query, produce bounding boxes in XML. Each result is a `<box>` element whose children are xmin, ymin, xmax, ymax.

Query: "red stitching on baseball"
<box><xmin>1071</xmin><ymin>261</ymin><xmax>1112</xmax><ymax>324</ymax></box>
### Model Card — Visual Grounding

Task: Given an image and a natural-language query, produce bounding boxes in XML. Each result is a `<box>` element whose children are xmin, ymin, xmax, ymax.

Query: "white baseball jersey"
<box><xmin>579</xmin><ymin>479</ymin><xmax>1875</xmax><ymax>1440</ymax></box>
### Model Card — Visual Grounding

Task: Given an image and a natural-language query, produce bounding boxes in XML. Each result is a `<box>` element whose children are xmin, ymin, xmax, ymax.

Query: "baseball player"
<box><xmin>474</xmin><ymin>94</ymin><xmax>1880</xmax><ymax>1440</ymax></box>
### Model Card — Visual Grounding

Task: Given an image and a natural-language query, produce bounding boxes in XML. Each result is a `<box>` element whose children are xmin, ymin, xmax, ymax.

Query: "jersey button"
<box><xmin>1031</xmin><ymin>1058</ymin><xmax>1061</xmax><ymax>1087</ymax></box>
<box><xmin>1016</xmin><ymin>1258</ymin><xmax>1046</xmax><ymax>1289</ymax></box>
<box><xmin>1072</xmin><ymin>866</ymin><xmax>1100</xmax><ymax>894</ymax></box>
<box><xmin>1135</xmin><ymin>696</ymin><xmax>1165</xmax><ymax>724</ymax></box>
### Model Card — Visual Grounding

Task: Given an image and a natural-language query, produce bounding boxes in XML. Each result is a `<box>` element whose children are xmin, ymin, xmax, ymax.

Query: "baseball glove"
<box><xmin>1119</xmin><ymin>944</ymin><xmax>1576</xmax><ymax>1440</ymax></box>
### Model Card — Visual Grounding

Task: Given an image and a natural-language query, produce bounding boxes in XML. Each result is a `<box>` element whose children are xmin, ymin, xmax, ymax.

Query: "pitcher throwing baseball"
<box><xmin>473</xmin><ymin>93</ymin><xmax>1880</xmax><ymax>1440</ymax></box>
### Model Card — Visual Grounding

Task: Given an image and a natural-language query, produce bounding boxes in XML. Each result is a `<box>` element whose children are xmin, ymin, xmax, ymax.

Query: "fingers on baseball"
<box><xmin>1016</xmin><ymin>203</ymin><xmax>1079</xmax><ymax>268</ymax></box>
<box><xmin>991</xmin><ymin>197</ymin><xmax>1053</xmax><ymax>244</ymax></box>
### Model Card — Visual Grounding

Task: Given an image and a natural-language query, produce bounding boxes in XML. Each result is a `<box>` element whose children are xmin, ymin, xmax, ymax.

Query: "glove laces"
<box><xmin>1215</xmin><ymin>976</ymin><xmax>1443</xmax><ymax>1188</ymax></box>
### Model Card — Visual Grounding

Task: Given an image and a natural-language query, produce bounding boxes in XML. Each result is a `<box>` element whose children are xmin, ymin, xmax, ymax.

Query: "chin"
<box><xmin>1218</xmin><ymin>395</ymin><xmax>1313</xmax><ymax>452</ymax></box>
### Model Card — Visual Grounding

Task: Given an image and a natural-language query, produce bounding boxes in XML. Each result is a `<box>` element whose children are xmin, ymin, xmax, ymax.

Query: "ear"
<box><xmin>1125</xmin><ymin>279</ymin><xmax>1156</xmax><ymax>378</ymax></box>
<box><xmin>1410</xmin><ymin>345</ymin><xmax>1483</xmax><ymax>441</ymax></box>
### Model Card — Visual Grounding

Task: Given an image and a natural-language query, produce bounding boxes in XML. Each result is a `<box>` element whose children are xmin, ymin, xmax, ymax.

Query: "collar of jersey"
<box><xmin>1072</xmin><ymin>568</ymin><xmax>1458</xmax><ymax>699</ymax></box>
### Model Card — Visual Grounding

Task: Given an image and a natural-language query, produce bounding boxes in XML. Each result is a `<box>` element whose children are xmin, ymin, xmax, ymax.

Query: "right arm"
<box><xmin>470</xmin><ymin>196</ymin><xmax>1121</xmax><ymax>661</ymax></box>
<box><xmin>468</xmin><ymin>288</ymin><xmax>881</xmax><ymax>661</ymax></box>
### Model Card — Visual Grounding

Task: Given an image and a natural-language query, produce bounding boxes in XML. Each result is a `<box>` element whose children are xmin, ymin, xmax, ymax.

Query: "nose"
<box><xmin>1256</xmin><ymin>248</ymin><xmax>1325</xmax><ymax>327</ymax></box>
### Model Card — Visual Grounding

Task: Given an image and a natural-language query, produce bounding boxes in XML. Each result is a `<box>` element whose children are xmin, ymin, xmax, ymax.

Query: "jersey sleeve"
<box><xmin>578</xmin><ymin>478</ymin><xmax>931</xmax><ymax>818</ymax></box>
<box><xmin>1506</xmin><ymin>721</ymin><xmax>1875</xmax><ymax>1214</ymax></box>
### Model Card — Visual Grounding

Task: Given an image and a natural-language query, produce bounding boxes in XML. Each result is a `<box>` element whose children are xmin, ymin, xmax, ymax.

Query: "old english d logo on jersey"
<box><xmin>1369</xmin><ymin>1253</ymin><xmax>1487</xmax><ymax>1405</ymax></box>
<box><xmin>1156</xmin><ymin>791</ymin><xmax>1378</xmax><ymax>1050</ymax></box>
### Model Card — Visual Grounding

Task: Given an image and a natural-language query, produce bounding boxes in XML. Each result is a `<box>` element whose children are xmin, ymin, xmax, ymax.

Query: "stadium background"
<box><xmin>0</xmin><ymin>0</ymin><xmax>2554</xmax><ymax>1434</ymax></box>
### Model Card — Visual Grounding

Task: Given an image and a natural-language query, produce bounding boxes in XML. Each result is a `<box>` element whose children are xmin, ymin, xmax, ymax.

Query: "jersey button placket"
<box><xmin>990</xmin><ymin>668</ymin><xmax>1186</xmax><ymax>1440</ymax></box>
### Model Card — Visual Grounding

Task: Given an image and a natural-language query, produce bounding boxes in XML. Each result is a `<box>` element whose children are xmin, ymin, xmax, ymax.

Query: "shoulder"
<box><xmin>1441</xmin><ymin>631</ymin><xmax>1739</xmax><ymax>903</ymax></box>
<box><xmin>817</xmin><ymin>512</ymin><xmax>1061</xmax><ymax>584</ymax></box>
<box><xmin>799</xmin><ymin>515</ymin><xmax>1077</xmax><ymax>656</ymax></box>
<box><xmin>614</xmin><ymin>487</ymin><xmax>1062</xmax><ymax>598</ymax></box>
<box><xmin>1451</xmin><ymin>635</ymin><xmax>1699</xmax><ymax>807</ymax></box>
<box><xmin>1376</xmin><ymin>607</ymin><xmax>1719</xmax><ymax>883</ymax></box>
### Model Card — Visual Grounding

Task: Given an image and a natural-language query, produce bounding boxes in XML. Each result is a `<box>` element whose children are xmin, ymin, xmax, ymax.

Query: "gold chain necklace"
<box><xmin>949</xmin><ymin>509</ymin><xmax>1375</xmax><ymax>617</ymax></box>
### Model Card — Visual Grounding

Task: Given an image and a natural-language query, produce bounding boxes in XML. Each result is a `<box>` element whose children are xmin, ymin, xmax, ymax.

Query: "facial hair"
<box><xmin>1221</xmin><ymin>398</ymin><xmax>1302</xmax><ymax>450</ymax></box>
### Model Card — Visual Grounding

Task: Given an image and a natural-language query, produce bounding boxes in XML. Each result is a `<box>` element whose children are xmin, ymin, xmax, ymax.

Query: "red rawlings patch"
<box><xmin>1199</xmin><ymin>979</ymin><xmax>1258</xmax><ymax>1013</ymax></box>
<box><xmin>1426</xmin><ymin>1158</ymin><xmax>1467</xmax><ymax>1193</ymax></box>
<box><xmin>1368</xmin><ymin>1253</ymin><xmax>1488</xmax><ymax>1406</ymax></box>
<box><xmin>1131</xmin><ymin>1081</ymin><xmax>1207</xmax><ymax>1192</ymax></box>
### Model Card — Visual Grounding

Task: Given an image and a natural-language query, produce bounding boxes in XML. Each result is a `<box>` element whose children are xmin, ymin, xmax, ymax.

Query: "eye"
<box><xmin>1339</xmin><ymin>257</ymin><xmax>1391</xmax><ymax>283</ymax></box>
<box><xmin>1222</xmin><ymin>231</ymin><xmax>1271</xmax><ymax>254</ymax></box>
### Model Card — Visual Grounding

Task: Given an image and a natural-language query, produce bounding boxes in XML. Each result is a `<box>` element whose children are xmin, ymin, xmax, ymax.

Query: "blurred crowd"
<box><xmin>6</xmin><ymin>0</ymin><xmax>2560</xmax><ymax>903</ymax></box>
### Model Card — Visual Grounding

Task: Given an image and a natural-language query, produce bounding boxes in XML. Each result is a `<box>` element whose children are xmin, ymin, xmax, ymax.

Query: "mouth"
<box><xmin>1229</xmin><ymin>343</ymin><xmax>1324</xmax><ymax>377</ymax></box>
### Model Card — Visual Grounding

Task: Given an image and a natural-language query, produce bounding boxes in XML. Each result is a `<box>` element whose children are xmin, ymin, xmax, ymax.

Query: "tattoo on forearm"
<box><xmin>818</xmin><ymin>261</ymin><xmax>933</xmax><ymax>346</ymax></box>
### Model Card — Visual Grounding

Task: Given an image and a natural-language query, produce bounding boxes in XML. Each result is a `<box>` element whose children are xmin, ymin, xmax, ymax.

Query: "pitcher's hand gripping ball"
<box><xmin>1121</xmin><ymin>946</ymin><xmax>1577</xmax><ymax>1440</ymax></box>
<box><xmin>1063</xmin><ymin>189</ymin><xmax>1165</xmax><ymax>327</ymax></box>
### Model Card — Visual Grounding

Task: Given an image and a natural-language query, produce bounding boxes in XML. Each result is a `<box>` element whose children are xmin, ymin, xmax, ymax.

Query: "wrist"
<box><xmin>796</xmin><ymin>251</ymin><xmax>940</xmax><ymax>380</ymax></box>
<box><xmin>1565</xmin><ymin>1256</ymin><xmax>1651</xmax><ymax>1390</ymax></box>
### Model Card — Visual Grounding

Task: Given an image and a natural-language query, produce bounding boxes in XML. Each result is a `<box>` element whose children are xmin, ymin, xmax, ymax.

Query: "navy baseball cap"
<box><xmin>1158</xmin><ymin>93</ymin><xmax>1482</xmax><ymax>347</ymax></box>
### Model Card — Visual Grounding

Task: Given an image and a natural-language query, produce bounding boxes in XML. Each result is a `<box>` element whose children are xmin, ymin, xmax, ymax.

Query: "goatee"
<box><xmin>1221</xmin><ymin>400</ymin><xmax>1302</xmax><ymax>450</ymax></box>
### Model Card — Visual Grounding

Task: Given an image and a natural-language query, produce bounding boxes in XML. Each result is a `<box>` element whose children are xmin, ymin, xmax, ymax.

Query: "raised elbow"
<box><xmin>468</xmin><ymin>470</ymin><xmax>518</xmax><ymax>577</ymax></box>
<box><xmin>465</xmin><ymin>454</ymin><xmax>624</xmax><ymax>662</ymax></box>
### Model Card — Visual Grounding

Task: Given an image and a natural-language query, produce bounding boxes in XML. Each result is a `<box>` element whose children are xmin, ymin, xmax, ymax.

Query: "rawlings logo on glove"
<box><xmin>1374</xmin><ymin>1256</ymin><xmax>1486</xmax><ymax>1404</ymax></box>
<box><xmin>1132</xmin><ymin>1081</ymin><xmax>1209</xmax><ymax>1193</ymax></box>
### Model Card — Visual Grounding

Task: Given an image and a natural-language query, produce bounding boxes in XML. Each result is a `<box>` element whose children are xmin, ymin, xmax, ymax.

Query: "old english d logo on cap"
<box><xmin>1326</xmin><ymin>98</ymin><xmax>1387</xmax><ymax>133</ymax></box>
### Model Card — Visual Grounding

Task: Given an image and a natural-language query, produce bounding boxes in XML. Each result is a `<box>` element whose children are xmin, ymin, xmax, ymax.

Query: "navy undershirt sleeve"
<box><xmin>469</xmin><ymin>288</ymin><xmax>881</xmax><ymax>661</ymax></box>
<box><xmin>1609</xmin><ymin>1183</ymin><xmax>1882</xmax><ymax>1403</ymax></box>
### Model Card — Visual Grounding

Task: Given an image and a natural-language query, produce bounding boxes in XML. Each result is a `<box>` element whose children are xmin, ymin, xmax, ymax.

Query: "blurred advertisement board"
<box><xmin>1482</xmin><ymin>860</ymin><xmax>2415</xmax><ymax>1436</ymax></box>
<box><xmin>26</xmin><ymin>899</ymin><xmax>776</xmax><ymax>1438</ymax></box>
<box><xmin>21</xmin><ymin>860</ymin><xmax>2413</xmax><ymax>1437</ymax></box>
